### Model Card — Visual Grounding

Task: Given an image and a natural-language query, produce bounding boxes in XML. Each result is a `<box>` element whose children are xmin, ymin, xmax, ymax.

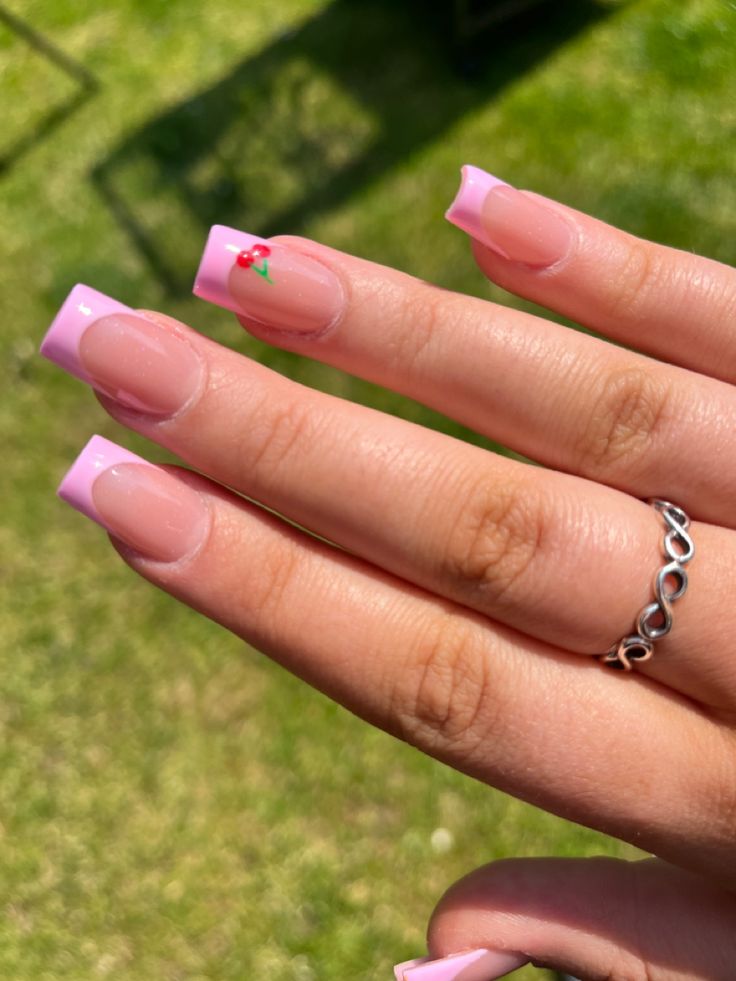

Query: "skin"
<box><xmin>92</xmin><ymin>196</ymin><xmax>736</xmax><ymax>979</ymax></box>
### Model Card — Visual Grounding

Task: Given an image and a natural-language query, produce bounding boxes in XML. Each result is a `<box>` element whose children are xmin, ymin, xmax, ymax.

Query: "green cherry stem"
<box><xmin>253</xmin><ymin>260</ymin><xmax>274</xmax><ymax>285</ymax></box>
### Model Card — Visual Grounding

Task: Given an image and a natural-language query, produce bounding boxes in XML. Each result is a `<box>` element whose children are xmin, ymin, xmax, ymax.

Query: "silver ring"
<box><xmin>599</xmin><ymin>499</ymin><xmax>694</xmax><ymax>671</ymax></box>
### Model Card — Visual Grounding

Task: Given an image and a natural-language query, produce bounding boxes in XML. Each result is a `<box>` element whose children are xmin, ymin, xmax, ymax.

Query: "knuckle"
<box><xmin>606</xmin><ymin>240</ymin><xmax>736</xmax><ymax>371</ymax></box>
<box><xmin>246</xmin><ymin>392</ymin><xmax>317</xmax><ymax>486</ymax></box>
<box><xmin>604</xmin><ymin>238</ymin><xmax>660</xmax><ymax>324</ymax></box>
<box><xmin>245</xmin><ymin>532</ymin><xmax>302</xmax><ymax>621</ymax></box>
<box><xmin>392</xmin><ymin>280</ymin><xmax>449</xmax><ymax>373</ymax></box>
<box><xmin>393</xmin><ymin>613</ymin><xmax>495</xmax><ymax>753</ymax></box>
<box><xmin>577</xmin><ymin>366</ymin><xmax>671</xmax><ymax>473</ymax></box>
<box><xmin>441</xmin><ymin>472</ymin><xmax>545</xmax><ymax>602</ymax></box>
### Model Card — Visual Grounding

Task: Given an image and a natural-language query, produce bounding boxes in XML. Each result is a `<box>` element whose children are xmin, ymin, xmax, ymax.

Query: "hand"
<box><xmin>42</xmin><ymin>166</ymin><xmax>736</xmax><ymax>979</ymax></box>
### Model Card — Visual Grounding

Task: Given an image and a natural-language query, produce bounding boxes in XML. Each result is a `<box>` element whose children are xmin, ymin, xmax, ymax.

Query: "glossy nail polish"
<box><xmin>446</xmin><ymin>164</ymin><xmax>573</xmax><ymax>267</ymax></box>
<box><xmin>444</xmin><ymin>165</ymin><xmax>510</xmax><ymax>246</ymax></box>
<box><xmin>40</xmin><ymin>284</ymin><xmax>203</xmax><ymax>415</ymax></box>
<box><xmin>394</xmin><ymin>948</ymin><xmax>528</xmax><ymax>981</ymax></box>
<box><xmin>193</xmin><ymin>224</ymin><xmax>344</xmax><ymax>333</ymax></box>
<box><xmin>58</xmin><ymin>435</ymin><xmax>208</xmax><ymax>562</ymax></box>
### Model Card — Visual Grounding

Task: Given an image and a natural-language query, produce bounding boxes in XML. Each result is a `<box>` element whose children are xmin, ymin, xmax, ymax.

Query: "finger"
<box><xmin>57</xmin><ymin>436</ymin><xmax>736</xmax><ymax>887</ymax></box>
<box><xmin>188</xmin><ymin>227</ymin><xmax>736</xmax><ymax>528</ymax></box>
<box><xmin>106</xmin><ymin>325</ymin><xmax>736</xmax><ymax>709</ymax></box>
<box><xmin>39</xmin><ymin>289</ymin><xmax>736</xmax><ymax>707</ymax></box>
<box><xmin>445</xmin><ymin>165</ymin><xmax>736</xmax><ymax>383</ymax></box>
<box><xmin>422</xmin><ymin>857</ymin><xmax>736</xmax><ymax>981</ymax></box>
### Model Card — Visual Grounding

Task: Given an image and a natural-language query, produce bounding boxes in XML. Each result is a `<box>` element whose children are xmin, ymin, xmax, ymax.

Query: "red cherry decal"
<box><xmin>236</xmin><ymin>250</ymin><xmax>254</xmax><ymax>268</ymax></box>
<box><xmin>251</xmin><ymin>243</ymin><xmax>271</xmax><ymax>259</ymax></box>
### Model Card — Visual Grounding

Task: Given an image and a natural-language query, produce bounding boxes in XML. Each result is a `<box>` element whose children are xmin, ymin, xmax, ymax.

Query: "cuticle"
<box><xmin>168</xmin><ymin>349</ymin><xmax>209</xmax><ymax>421</ymax></box>
<box><xmin>517</xmin><ymin>189</ymin><xmax>580</xmax><ymax>274</ymax></box>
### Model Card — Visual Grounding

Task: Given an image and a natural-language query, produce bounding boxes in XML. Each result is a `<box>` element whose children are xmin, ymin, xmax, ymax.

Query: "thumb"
<box><xmin>409</xmin><ymin>856</ymin><xmax>736</xmax><ymax>980</ymax></box>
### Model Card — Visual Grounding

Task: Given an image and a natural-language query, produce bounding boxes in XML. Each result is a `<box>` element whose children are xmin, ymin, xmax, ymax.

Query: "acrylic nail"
<box><xmin>40</xmin><ymin>284</ymin><xmax>203</xmax><ymax>415</ymax></box>
<box><xmin>58</xmin><ymin>435</ymin><xmax>208</xmax><ymax>563</ymax></box>
<box><xmin>446</xmin><ymin>164</ymin><xmax>573</xmax><ymax>267</ymax></box>
<box><xmin>444</xmin><ymin>165</ymin><xmax>510</xmax><ymax>245</ymax></box>
<box><xmin>393</xmin><ymin>948</ymin><xmax>528</xmax><ymax>981</ymax></box>
<box><xmin>193</xmin><ymin>224</ymin><xmax>344</xmax><ymax>334</ymax></box>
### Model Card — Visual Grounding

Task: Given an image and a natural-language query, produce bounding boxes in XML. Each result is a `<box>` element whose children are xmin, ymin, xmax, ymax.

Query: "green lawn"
<box><xmin>1</xmin><ymin>0</ymin><xmax>735</xmax><ymax>977</ymax></box>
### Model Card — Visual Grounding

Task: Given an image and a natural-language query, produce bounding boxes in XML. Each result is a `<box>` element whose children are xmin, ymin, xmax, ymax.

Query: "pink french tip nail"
<box><xmin>57</xmin><ymin>434</ymin><xmax>154</xmax><ymax>528</ymax></box>
<box><xmin>445</xmin><ymin>165</ymin><xmax>510</xmax><ymax>246</ymax></box>
<box><xmin>39</xmin><ymin>284</ymin><xmax>134</xmax><ymax>385</ymax></box>
<box><xmin>58</xmin><ymin>435</ymin><xmax>209</xmax><ymax>563</ymax></box>
<box><xmin>395</xmin><ymin>957</ymin><xmax>433</xmax><ymax>979</ymax></box>
<box><xmin>445</xmin><ymin>164</ymin><xmax>573</xmax><ymax>267</ymax></box>
<box><xmin>393</xmin><ymin>948</ymin><xmax>528</xmax><ymax>981</ymax></box>
<box><xmin>193</xmin><ymin>224</ymin><xmax>344</xmax><ymax>334</ymax></box>
<box><xmin>192</xmin><ymin>224</ymin><xmax>267</xmax><ymax>316</ymax></box>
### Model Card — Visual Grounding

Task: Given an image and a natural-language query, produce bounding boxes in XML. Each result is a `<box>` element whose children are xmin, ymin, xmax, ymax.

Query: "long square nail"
<box><xmin>40</xmin><ymin>284</ymin><xmax>133</xmax><ymax>386</ymax></box>
<box><xmin>193</xmin><ymin>224</ymin><xmax>344</xmax><ymax>334</ymax></box>
<box><xmin>59</xmin><ymin>435</ymin><xmax>208</xmax><ymax>562</ymax></box>
<box><xmin>446</xmin><ymin>164</ymin><xmax>572</xmax><ymax>267</ymax></box>
<box><xmin>394</xmin><ymin>948</ymin><xmax>528</xmax><ymax>980</ymax></box>
<box><xmin>40</xmin><ymin>284</ymin><xmax>202</xmax><ymax>415</ymax></box>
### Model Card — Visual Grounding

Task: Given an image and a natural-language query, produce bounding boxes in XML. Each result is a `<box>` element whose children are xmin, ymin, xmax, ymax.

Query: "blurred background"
<box><xmin>1</xmin><ymin>0</ymin><xmax>735</xmax><ymax>977</ymax></box>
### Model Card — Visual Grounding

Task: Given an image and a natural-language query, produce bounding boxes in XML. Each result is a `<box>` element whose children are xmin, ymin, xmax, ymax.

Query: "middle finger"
<box><xmin>42</xmin><ymin>288</ymin><xmax>736</xmax><ymax>708</ymax></box>
<box><xmin>201</xmin><ymin>229</ymin><xmax>736</xmax><ymax>528</ymax></box>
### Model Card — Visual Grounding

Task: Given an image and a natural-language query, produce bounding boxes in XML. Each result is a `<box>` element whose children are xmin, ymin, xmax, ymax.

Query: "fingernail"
<box><xmin>446</xmin><ymin>164</ymin><xmax>572</xmax><ymax>267</ymax></box>
<box><xmin>394</xmin><ymin>948</ymin><xmax>528</xmax><ymax>981</ymax></box>
<box><xmin>58</xmin><ymin>435</ymin><xmax>209</xmax><ymax>563</ymax></box>
<box><xmin>40</xmin><ymin>284</ymin><xmax>203</xmax><ymax>415</ymax></box>
<box><xmin>193</xmin><ymin>224</ymin><xmax>344</xmax><ymax>334</ymax></box>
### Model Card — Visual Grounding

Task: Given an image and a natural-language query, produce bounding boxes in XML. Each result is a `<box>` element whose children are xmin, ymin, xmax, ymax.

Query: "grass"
<box><xmin>1</xmin><ymin>0</ymin><xmax>735</xmax><ymax>976</ymax></box>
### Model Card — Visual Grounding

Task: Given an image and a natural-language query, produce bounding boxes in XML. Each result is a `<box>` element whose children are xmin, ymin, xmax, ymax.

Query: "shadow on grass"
<box><xmin>90</xmin><ymin>0</ymin><xmax>614</xmax><ymax>296</ymax></box>
<box><xmin>0</xmin><ymin>5</ymin><xmax>99</xmax><ymax>176</ymax></box>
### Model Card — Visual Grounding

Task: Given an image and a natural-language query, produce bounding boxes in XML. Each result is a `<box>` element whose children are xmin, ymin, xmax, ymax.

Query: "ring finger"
<box><xmin>53</xmin><ymin>439</ymin><xmax>736</xmax><ymax>888</ymax></box>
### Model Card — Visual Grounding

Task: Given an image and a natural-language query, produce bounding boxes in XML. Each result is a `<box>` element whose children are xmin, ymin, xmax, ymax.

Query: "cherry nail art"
<box><xmin>193</xmin><ymin>224</ymin><xmax>344</xmax><ymax>333</ymax></box>
<box><xmin>236</xmin><ymin>243</ymin><xmax>274</xmax><ymax>283</ymax></box>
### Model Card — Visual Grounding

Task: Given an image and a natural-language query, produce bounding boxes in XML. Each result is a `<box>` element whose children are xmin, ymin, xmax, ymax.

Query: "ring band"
<box><xmin>600</xmin><ymin>499</ymin><xmax>695</xmax><ymax>671</ymax></box>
